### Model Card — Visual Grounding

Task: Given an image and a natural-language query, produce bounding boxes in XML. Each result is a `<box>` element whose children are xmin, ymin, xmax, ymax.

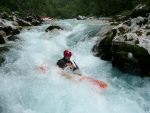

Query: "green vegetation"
<box><xmin>0</xmin><ymin>0</ymin><xmax>145</xmax><ymax>18</ymax></box>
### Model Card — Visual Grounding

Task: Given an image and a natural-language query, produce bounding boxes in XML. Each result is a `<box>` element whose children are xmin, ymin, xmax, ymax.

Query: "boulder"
<box><xmin>112</xmin><ymin>42</ymin><xmax>150</xmax><ymax>76</ymax></box>
<box><xmin>112</xmin><ymin>51</ymin><xmax>141</xmax><ymax>75</ymax></box>
<box><xmin>7</xmin><ymin>35</ymin><xmax>19</xmax><ymax>41</ymax></box>
<box><xmin>31</xmin><ymin>20</ymin><xmax>41</xmax><ymax>26</ymax></box>
<box><xmin>99</xmin><ymin>29</ymin><xmax>117</xmax><ymax>60</ymax></box>
<box><xmin>0</xmin><ymin>35</ymin><xmax>5</xmax><ymax>44</ymax></box>
<box><xmin>10</xmin><ymin>29</ymin><xmax>20</xmax><ymax>35</ymax></box>
<box><xmin>2</xmin><ymin>26</ymin><xmax>12</xmax><ymax>35</ymax></box>
<box><xmin>17</xmin><ymin>19</ymin><xmax>32</xmax><ymax>26</ymax></box>
<box><xmin>45</xmin><ymin>24</ymin><xmax>63</xmax><ymax>32</ymax></box>
<box><xmin>92</xmin><ymin>44</ymin><xmax>102</xmax><ymax>57</ymax></box>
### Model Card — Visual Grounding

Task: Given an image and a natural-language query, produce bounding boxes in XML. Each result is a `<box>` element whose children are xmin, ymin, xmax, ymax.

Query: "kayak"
<box><xmin>62</xmin><ymin>73</ymin><xmax>108</xmax><ymax>89</ymax></box>
<box><xmin>78</xmin><ymin>76</ymin><xmax>108</xmax><ymax>89</ymax></box>
<box><xmin>39</xmin><ymin>66</ymin><xmax>108</xmax><ymax>90</ymax></box>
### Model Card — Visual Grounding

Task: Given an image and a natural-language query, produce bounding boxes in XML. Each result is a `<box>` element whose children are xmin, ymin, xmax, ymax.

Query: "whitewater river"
<box><xmin>0</xmin><ymin>19</ymin><xmax>150</xmax><ymax>113</ymax></box>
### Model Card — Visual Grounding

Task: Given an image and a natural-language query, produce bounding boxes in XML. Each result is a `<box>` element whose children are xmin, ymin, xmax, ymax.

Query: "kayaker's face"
<box><xmin>65</xmin><ymin>56</ymin><xmax>71</xmax><ymax>61</ymax></box>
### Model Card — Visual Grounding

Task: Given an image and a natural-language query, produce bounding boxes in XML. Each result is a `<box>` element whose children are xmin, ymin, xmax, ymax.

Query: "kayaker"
<box><xmin>57</xmin><ymin>50</ymin><xmax>79</xmax><ymax>71</ymax></box>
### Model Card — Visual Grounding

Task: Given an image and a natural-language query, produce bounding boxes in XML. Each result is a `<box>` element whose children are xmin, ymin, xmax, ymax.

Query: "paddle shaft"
<box><xmin>73</xmin><ymin>60</ymin><xmax>79</xmax><ymax>69</ymax></box>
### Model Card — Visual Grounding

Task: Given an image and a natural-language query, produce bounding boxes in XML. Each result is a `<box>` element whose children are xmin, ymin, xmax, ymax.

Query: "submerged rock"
<box><xmin>45</xmin><ymin>24</ymin><xmax>63</xmax><ymax>32</ymax></box>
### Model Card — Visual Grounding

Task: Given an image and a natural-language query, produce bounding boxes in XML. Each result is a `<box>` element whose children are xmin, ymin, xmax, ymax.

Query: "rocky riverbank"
<box><xmin>92</xmin><ymin>4</ymin><xmax>150</xmax><ymax>77</ymax></box>
<box><xmin>0</xmin><ymin>12</ymin><xmax>44</xmax><ymax>65</ymax></box>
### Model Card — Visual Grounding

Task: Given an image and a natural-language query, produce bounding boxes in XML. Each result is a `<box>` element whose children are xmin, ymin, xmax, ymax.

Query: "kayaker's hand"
<box><xmin>66</xmin><ymin>63</ymin><xmax>72</xmax><ymax>66</ymax></box>
<box><xmin>73</xmin><ymin>67</ymin><xmax>76</xmax><ymax>71</ymax></box>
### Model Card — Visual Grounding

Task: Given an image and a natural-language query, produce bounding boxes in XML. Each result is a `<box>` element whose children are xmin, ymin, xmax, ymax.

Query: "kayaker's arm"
<box><xmin>57</xmin><ymin>59</ymin><xmax>65</xmax><ymax>69</ymax></box>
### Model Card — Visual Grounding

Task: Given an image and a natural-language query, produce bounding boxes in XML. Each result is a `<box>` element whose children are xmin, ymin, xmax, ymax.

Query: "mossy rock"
<box><xmin>118</xmin><ymin>27</ymin><xmax>126</xmax><ymax>34</ymax></box>
<box><xmin>135</xmin><ymin>31</ymin><xmax>143</xmax><ymax>36</ymax></box>
<box><xmin>98</xmin><ymin>29</ymin><xmax>117</xmax><ymax>61</ymax></box>
<box><xmin>146</xmin><ymin>32</ymin><xmax>150</xmax><ymax>35</ymax></box>
<box><xmin>111</xmin><ymin>41</ymin><xmax>150</xmax><ymax>76</ymax></box>
<box><xmin>135</xmin><ymin>39</ymin><xmax>139</xmax><ymax>44</ymax></box>
<box><xmin>115</xmin><ymin>51</ymin><xmax>128</xmax><ymax>56</ymax></box>
<box><xmin>113</xmin><ymin>42</ymin><xmax>149</xmax><ymax>56</ymax></box>
<box><xmin>101</xmin><ymin>29</ymin><xmax>117</xmax><ymax>44</ymax></box>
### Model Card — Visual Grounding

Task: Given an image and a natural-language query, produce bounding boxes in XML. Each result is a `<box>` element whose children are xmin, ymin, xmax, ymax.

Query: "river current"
<box><xmin>0</xmin><ymin>19</ymin><xmax>150</xmax><ymax>113</ymax></box>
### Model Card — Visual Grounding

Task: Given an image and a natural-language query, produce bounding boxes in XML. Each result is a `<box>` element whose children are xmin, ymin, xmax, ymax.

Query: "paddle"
<box><xmin>72</xmin><ymin>60</ymin><xmax>79</xmax><ymax>69</ymax></box>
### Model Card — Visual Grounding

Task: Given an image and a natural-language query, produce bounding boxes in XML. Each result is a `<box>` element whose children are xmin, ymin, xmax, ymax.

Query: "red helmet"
<box><xmin>64</xmin><ymin>50</ymin><xmax>72</xmax><ymax>57</ymax></box>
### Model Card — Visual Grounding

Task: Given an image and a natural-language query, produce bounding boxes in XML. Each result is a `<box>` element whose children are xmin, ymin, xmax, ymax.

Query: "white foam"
<box><xmin>0</xmin><ymin>19</ymin><xmax>149</xmax><ymax>113</ymax></box>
